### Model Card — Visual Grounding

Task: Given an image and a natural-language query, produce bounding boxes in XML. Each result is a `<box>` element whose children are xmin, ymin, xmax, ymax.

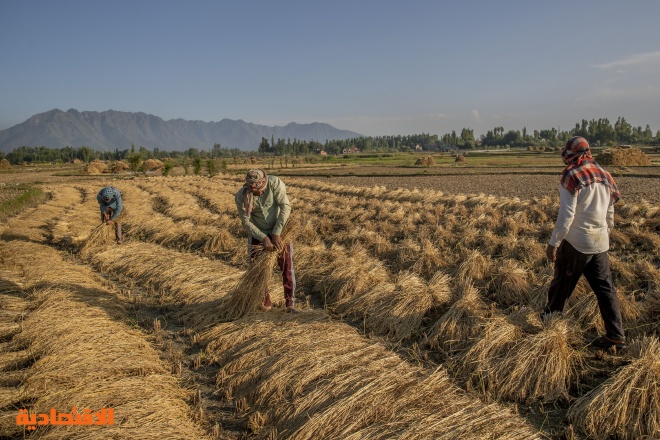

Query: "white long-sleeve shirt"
<box><xmin>549</xmin><ymin>183</ymin><xmax>614</xmax><ymax>254</ymax></box>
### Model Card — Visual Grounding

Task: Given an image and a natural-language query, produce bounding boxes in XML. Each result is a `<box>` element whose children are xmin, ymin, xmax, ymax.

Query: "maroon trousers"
<box><xmin>249</xmin><ymin>235</ymin><xmax>296</xmax><ymax>305</ymax></box>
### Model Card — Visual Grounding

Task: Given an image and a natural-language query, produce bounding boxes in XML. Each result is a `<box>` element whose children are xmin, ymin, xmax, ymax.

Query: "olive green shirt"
<box><xmin>235</xmin><ymin>175</ymin><xmax>291</xmax><ymax>241</ymax></box>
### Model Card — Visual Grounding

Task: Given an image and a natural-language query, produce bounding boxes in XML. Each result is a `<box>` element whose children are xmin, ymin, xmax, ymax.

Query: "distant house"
<box><xmin>415</xmin><ymin>144</ymin><xmax>423</xmax><ymax>151</ymax></box>
<box><xmin>319</xmin><ymin>150</ymin><xmax>328</xmax><ymax>156</ymax></box>
<box><xmin>342</xmin><ymin>147</ymin><xmax>359</xmax><ymax>154</ymax></box>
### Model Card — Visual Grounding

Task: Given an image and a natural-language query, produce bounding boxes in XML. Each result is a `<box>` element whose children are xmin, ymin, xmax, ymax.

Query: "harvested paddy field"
<box><xmin>283</xmin><ymin>166</ymin><xmax>660</xmax><ymax>205</ymax></box>
<box><xmin>1</xmin><ymin>163</ymin><xmax>659</xmax><ymax>439</ymax></box>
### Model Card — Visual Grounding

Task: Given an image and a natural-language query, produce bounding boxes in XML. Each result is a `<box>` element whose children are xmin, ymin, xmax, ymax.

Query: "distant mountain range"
<box><xmin>0</xmin><ymin>109</ymin><xmax>363</xmax><ymax>152</ymax></box>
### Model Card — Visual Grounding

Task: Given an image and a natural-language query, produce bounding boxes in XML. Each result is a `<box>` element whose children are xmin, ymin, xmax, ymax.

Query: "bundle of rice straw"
<box><xmin>79</xmin><ymin>223</ymin><xmax>116</xmax><ymax>257</ymax></box>
<box><xmin>568</xmin><ymin>336</ymin><xmax>660</xmax><ymax>439</ymax></box>
<box><xmin>427</xmin><ymin>277</ymin><xmax>489</xmax><ymax>354</ymax></box>
<box><xmin>215</xmin><ymin>214</ymin><xmax>302</xmax><ymax>321</ymax></box>
<box><xmin>460</xmin><ymin>314</ymin><xmax>523</xmax><ymax>395</ymax></box>
<box><xmin>494</xmin><ymin>314</ymin><xmax>584</xmax><ymax>402</ymax></box>
<box><xmin>487</xmin><ymin>258</ymin><xmax>531</xmax><ymax>307</ymax></box>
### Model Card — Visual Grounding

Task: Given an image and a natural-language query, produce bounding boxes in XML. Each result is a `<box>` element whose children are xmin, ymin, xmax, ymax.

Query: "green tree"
<box><xmin>206</xmin><ymin>159</ymin><xmax>216</xmax><ymax>176</ymax></box>
<box><xmin>162</xmin><ymin>161</ymin><xmax>174</xmax><ymax>176</ymax></box>
<box><xmin>126</xmin><ymin>144</ymin><xmax>143</xmax><ymax>173</ymax></box>
<box><xmin>193</xmin><ymin>157</ymin><xmax>202</xmax><ymax>175</ymax></box>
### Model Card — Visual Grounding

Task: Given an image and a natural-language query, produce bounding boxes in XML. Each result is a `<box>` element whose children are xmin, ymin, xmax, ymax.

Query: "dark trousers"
<box><xmin>249</xmin><ymin>235</ymin><xmax>296</xmax><ymax>302</ymax></box>
<box><xmin>544</xmin><ymin>240</ymin><xmax>624</xmax><ymax>341</ymax></box>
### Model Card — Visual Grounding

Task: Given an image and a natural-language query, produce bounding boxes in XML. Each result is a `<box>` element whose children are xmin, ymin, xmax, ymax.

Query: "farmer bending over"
<box><xmin>235</xmin><ymin>169</ymin><xmax>296</xmax><ymax>312</ymax></box>
<box><xmin>97</xmin><ymin>186</ymin><xmax>123</xmax><ymax>244</ymax></box>
<box><xmin>542</xmin><ymin>136</ymin><xmax>625</xmax><ymax>351</ymax></box>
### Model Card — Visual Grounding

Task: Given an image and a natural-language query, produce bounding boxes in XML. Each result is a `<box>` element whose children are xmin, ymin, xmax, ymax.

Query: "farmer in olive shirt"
<box><xmin>235</xmin><ymin>169</ymin><xmax>296</xmax><ymax>311</ymax></box>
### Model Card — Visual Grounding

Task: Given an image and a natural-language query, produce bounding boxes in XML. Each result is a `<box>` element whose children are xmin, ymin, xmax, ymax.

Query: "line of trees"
<box><xmin>1</xmin><ymin>117</ymin><xmax>658</xmax><ymax>165</ymax></box>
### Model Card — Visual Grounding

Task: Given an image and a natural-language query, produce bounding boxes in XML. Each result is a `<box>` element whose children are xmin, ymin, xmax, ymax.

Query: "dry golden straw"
<box><xmin>215</xmin><ymin>214</ymin><xmax>302</xmax><ymax>321</ymax></box>
<box><xmin>568</xmin><ymin>336</ymin><xmax>660</xmax><ymax>439</ymax></box>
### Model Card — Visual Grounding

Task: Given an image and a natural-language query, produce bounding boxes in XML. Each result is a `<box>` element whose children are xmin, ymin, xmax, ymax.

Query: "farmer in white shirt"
<box><xmin>543</xmin><ymin>136</ymin><xmax>625</xmax><ymax>350</ymax></box>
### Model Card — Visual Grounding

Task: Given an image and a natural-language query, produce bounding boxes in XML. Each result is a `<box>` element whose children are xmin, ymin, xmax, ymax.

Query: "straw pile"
<box><xmin>142</xmin><ymin>159</ymin><xmax>164</xmax><ymax>172</ymax></box>
<box><xmin>84</xmin><ymin>160</ymin><xmax>107</xmax><ymax>174</ymax></box>
<box><xmin>415</xmin><ymin>156</ymin><xmax>436</xmax><ymax>166</ymax></box>
<box><xmin>568</xmin><ymin>336</ymin><xmax>660</xmax><ymax>439</ymax></box>
<box><xmin>200</xmin><ymin>313</ymin><xmax>540</xmax><ymax>439</ymax></box>
<box><xmin>455</xmin><ymin>155</ymin><xmax>466</xmax><ymax>162</ymax></box>
<box><xmin>596</xmin><ymin>146</ymin><xmax>651</xmax><ymax>166</ymax></box>
<box><xmin>110</xmin><ymin>160</ymin><xmax>128</xmax><ymax>173</ymax></box>
<box><xmin>0</xmin><ymin>159</ymin><xmax>10</xmax><ymax>170</ymax></box>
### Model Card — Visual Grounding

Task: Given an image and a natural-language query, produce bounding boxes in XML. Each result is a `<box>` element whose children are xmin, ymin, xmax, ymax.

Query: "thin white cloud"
<box><xmin>591</xmin><ymin>51</ymin><xmax>660</xmax><ymax>71</ymax></box>
<box><xmin>471</xmin><ymin>109</ymin><xmax>482</xmax><ymax>123</ymax></box>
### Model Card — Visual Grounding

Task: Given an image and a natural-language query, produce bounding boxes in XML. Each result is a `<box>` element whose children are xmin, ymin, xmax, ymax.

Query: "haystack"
<box><xmin>142</xmin><ymin>158</ymin><xmax>164</xmax><ymax>172</ymax></box>
<box><xmin>415</xmin><ymin>156</ymin><xmax>436</xmax><ymax>166</ymax></box>
<box><xmin>111</xmin><ymin>160</ymin><xmax>128</xmax><ymax>173</ymax></box>
<box><xmin>597</xmin><ymin>146</ymin><xmax>651</xmax><ymax>166</ymax></box>
<box><xmin>84</xmin><ymin>160</ymin><xmax>107</xmax><ymax>174</ymax></box>
<box><xmin>0</xmin><ymin>159</ymin><xmax>10</xmax><ymax>170</ymax></box>
<box><xmin>568</xmin><ymin>336</ymin><xmax>660</xmax><ymax>439</ymax></box>
<box><xmin>455</xmin><ymin>154</ymin><xmax>466</xmax><ymax>162</ymax></box>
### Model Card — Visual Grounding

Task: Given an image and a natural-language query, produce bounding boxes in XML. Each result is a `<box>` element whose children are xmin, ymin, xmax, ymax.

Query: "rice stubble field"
<box><xmin>0</xmin><ymin>160</ymin><xmax>659</xmax><ymax>439</ymax></box>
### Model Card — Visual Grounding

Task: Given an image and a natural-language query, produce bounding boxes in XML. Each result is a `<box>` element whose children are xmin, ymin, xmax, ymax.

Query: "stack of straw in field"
<box><xmin>0</xmin><ymin>159</ymin><xmax>10</xmax><ymax>170</ymax></box>
<box><xmin>596</xmin><ymin>146</ymin><xmax>651</xmax><ymax>166</ymax></box>
<box><xmin>84</xmin><ymin>160</ymin><xmax>107</xmax><ymax>174</ymax></box>
<box><xmin>415</xmin><ymin>156</ymin><xmax>436</xmax><ymax>166</ymax></box>
<box><xmin>110</xmin><ymin>160</ymin><xmax>128</xmax><ymax>173</ymax></box>
<box><xmin>200</xmin><ymin>313</ymin><xmax>540</xmax><ymax>439</ymax></box>
<box><xmin>142</xmin><ymin>158</ymin><xmax>164</xmax><ymax>172</ymax></box>
<box><xmin>0</xmin><ymin>240</ymin><xmax>209</xmax><ymax>439</ymax></box>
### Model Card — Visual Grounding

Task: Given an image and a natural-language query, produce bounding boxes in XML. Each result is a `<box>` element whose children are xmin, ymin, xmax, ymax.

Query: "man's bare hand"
<box><xmin>262</xmin><ymin>236</ymin><xmax>275</xmax><ymax>251</ymax></box>
<box><xmin>546</xmin><ymin>244</ymin><xmax>557</xmax><ymax>262</ymax></box>
<box><xmin>271</xmin><ymin>235</ymin><xmax>284</xmax><ymax>252</ymax></box>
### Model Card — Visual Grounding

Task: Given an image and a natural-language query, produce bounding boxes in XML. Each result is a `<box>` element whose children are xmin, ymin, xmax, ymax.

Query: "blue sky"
<box><xmin>1</xmin><ymin>0</ymin><xmax>659</xmax><ymax>137</ymax></box>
